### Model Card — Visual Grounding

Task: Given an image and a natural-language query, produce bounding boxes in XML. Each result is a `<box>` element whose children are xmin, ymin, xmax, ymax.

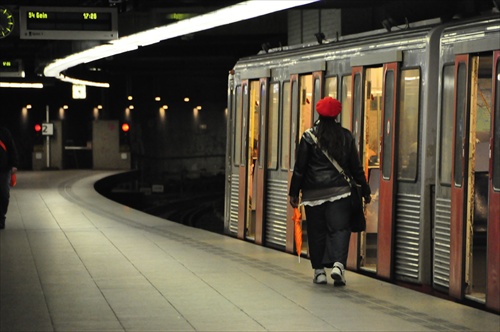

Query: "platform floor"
<box><xmin>1</xmin><ymin>170</ymin><xmax>499</xmax><ymax>331</ymax></box>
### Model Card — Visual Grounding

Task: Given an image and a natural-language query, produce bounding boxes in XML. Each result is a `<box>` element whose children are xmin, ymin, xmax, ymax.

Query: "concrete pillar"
<box><xmin>92</xmin><ymin>120</ymin><xmax>130</xmax><ymax>170</ymax></box>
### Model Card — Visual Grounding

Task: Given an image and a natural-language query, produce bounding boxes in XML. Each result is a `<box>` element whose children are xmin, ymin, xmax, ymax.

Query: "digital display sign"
<box><xmin>0</xmin><ymin>59</ymin><xmax>24</xmax><ymax>77</ymax></box>
<box><xmin>20</xmin><ymin>7</ymin><xmax>118</xmax><ymax>40</ymax></box>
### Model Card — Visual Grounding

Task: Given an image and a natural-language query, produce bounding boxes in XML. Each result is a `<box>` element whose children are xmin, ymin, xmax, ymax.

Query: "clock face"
<box><xmin>0</xmin><ymin>8</ymin><xmax>14</xmax><ymax>38</ymax></box>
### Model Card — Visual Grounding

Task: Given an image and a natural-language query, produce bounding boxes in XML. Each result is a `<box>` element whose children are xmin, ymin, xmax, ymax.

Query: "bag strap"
<box><xmin>306</xmin><ymin>129</ymin><xmax>354</xmax><ymax>187</ymax></box>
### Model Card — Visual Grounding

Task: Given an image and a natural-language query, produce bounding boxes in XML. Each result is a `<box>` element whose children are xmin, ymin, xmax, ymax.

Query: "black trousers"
<box><xmin>0</xmin><ymin>171</ymin><xmax>11</xmax><ymax>225</ymax></box>
<box><xmin>304</xmin><ymin>197</ymin><xmax>352</xmax><ymax>269</ymax></box>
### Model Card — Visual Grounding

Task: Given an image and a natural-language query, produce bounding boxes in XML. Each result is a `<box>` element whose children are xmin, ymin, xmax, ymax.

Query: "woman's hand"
<box><xmin>289</xmin><ymin>196</ymin><xmax>299</xmax><ymax>208</ymax></box>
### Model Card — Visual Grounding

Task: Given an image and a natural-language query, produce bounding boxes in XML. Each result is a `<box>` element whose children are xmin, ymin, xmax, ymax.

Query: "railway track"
<box><xmin>144</xmin><ymin>193</ymin><xmax>224</xmax><ymax>233</ymax></box>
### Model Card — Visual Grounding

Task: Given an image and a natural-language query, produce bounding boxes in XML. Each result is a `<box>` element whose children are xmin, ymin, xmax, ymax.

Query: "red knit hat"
<box><xmin>316</xmin><ymin>97</ymin><xmax>342</xmax><ymax>117</ymax></box>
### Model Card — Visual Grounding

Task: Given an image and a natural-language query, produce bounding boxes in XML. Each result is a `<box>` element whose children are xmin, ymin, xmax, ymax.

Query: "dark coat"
<box><xmin>0</xmin><ymin>127</ymin><xmax>19</xmax><ymax>172</ymax></box>
<box><xmin>289</xmin><ymin>124</ymin><xmax>370</xmax><ymax>202</ymax></box>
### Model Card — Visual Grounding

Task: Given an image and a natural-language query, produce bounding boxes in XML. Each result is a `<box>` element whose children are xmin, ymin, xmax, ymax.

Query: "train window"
<box><xmin>290</xmin><ymin>79</ymin><xmax>299</xmax><ymax>168</ymax></box>
<box><xmin>382</xmin><ymin>70</ymin><xmax>394</xmax><ymax>180</ymax></box>
<box><xmin>397</xmin><ymin>68</ymin><xmax>420</xmax><ymax>181</ymax></box>
<box><xmin>325</xmin><ymin>76</ymin><xmax>338</xmax><ymax>99</ymax></box>
<box><xmin>314</xmin><ymin>77</ymin><xmax>321</xmax><ymax>105</ymax></box>
<box><xmin>474</xmin><ymin>55</ymin><xmax>492</xmax><ymax>174</ymax></box>
<box><xmin>267</xmin><ymin>83</ymin><xmax>279</xmax><ymax>169</ymax></box>
<box><xmin>281</xmin><ymin>82</ymin><xmax>291</xmax><ymax>170</ymax></box>
<box><xmin>365</xmin><ymin>67</ymin><xmax>382</xmax><ymax>174</ymax></box>
<box><xmin>249</xmin><ymin>81</ymin><xmax>260</xmax><ymax>170</ymax></box>
<box><xmin>313</xmin><ymin>77</ymin><xmax>321</xmax><ymax>123</ymax></box>
<box><xmin>291</xmin><ymin>75</ymin><xmax>314</xmax><ymax>168</ymax></box>
<box><xmin>299</xmin><ymin>75</ymin><xmax>314</xmax><ymax>139</ymax></box>
<box><xmin>234</xmin><ymin>85</ymin><xmax>242</xmax><ymax>166</ymax></box>
<box><xmin>439</xmin><ymin>65</ymin><xmax>455</xmax><ymax>186</ymax></box>
<box><xmin>341</xmin><ymin>75</ymin><xmax>352</xmax><ymax>130</ymax></box>
<box><xmin>259</xmin><ymin>82</ymin><xmax>266</xmax><ymax>166</ymax></box>
<box><xmin>494</xmin><ymin>58</ymin><xmax>500</xmax><ymax>190</ymax></box>
<box><xmin>454</xmin><ymin>63</ymin><xmax>467</xmax><ymax>187</ymax></box>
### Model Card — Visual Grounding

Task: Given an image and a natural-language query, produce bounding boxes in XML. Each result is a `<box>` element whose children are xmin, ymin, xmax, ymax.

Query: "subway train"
<box><xmin>223</xmin><ymin>12</ymin><xmax>500</xmax><ymax>313</ymax></box>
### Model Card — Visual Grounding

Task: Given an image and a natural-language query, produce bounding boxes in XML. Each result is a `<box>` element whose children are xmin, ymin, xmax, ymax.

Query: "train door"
<box><xmin>378</xmin><ymin>63</ymin><xmax>400</xmax><ymax>279</ymax></box>
<box><xmin>264</xmin><ymin>80</ymin><xmax>291</xmax><ymax>250</ymax></box>
<box><xmin>227</xmin><ymin>82</ymin><xmax>244</xmax><ymax>237</ymax></box>
<box><xmin>349</xmin><ymin>66</ymin><xmax>385</xmax><ymax>274</ymax></box>
<box><xmin>449</xmin><ymin>52</ymin><xmax>496</xmax><ymax>307</ymax></box>
<box><xmin>240</xmin><ymin>79</ymin><xmax>266</xmax><ymax>242</ymax></box>
<box><xmin>488</xmin><ymin>51</ymin><xmax>500</xmax><ymax>312</ymax></box>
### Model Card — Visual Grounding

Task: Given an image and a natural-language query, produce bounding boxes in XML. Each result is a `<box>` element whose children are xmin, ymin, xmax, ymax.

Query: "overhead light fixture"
<box><xmin>0</xmin><ymin>82</ymin><xmax>44</xmax><ymax>88</ymax></box>
<box><xmin>44</xmin><ymin>44</ymin><xmax>138</xmax><ymax>79</ymax></box>
<box><xmin>44</xmin><ymin>0</ymin><xmax>319</xmax><ymax>87</ymax></box>
<box><xmin>58</xmin><ymin>74</ymin><xmax>110</xmax><ymax>88</ymax></box>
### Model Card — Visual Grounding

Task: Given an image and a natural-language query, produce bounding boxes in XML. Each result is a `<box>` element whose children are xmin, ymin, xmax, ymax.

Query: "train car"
<box><xmin>224</xmin><ymin>13</ymin><xmax>500</xmax><ymax>312</ymax></box>
<box><xmin>435</xmin><ymin>16</ymin><xmax>500</xmax><ymax>312</ymax></box>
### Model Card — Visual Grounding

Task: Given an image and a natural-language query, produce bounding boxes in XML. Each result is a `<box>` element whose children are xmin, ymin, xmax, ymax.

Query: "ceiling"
<box><xmin>2</xmin><ymin>0</ymin><xmax>496</xmax><ymax>80</ymax></box>
<box><xmin>0</xmin><ymin>0</ymin><xmax>497</xmax><ymax>109</ymax></box>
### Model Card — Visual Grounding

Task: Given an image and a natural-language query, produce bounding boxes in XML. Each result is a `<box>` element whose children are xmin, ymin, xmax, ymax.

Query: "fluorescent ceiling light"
<box><xmin>44</xmin><ymin>43</ymin><xmax>138</xmax><ymax>78</ymax></box>
<box><xmin>0</xmin><ymin>82</ymin><xmax>44</xmax><ymax>88</ymax></box>
<box><xmin>58</xmin><ymin>74</ymin><xmax>110</xmax><ymax>88</ymax></box>
<box><xmin>44</xmin><ymin>0</ymin><xmax>319</xmax><ymax>86</ymax></box>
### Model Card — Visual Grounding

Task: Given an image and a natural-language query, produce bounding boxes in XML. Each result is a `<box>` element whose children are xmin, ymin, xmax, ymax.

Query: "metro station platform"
<box><xmin>1</xmin><ymin>170</ymin><xmax>499</xmax><ymax>332</ymax></box>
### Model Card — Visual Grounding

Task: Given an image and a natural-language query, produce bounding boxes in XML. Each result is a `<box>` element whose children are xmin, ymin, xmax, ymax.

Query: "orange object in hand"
<box><xmin>10</xmin><ymin>173</ymin><xmax>16</xmax><ymax>187</ymax></box>
<box><xmin>292</xmin><ymin>207</ymin><xmax>302</xmax><ymax>262</ymax></box>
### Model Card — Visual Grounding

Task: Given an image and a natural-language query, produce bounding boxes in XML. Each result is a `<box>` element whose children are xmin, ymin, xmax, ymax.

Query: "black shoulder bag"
<box><xmin>307</xmin><ymin>130</ymin><xmax>366</xmax><ymax>232</ymax></box>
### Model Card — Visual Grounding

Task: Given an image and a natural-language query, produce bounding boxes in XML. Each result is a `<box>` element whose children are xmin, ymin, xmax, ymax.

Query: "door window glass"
<box><xmin>397</xmin><ymin>68</ymin><xmax>420</xmax><ymax>181</ymax></box>
<box><xmin>234</xmin><ymin>85</ymin><xmax>242</xmax><ymax>165</ymax></box>
<box><xmin>299</xmin><ymin>75</ymin><xmax>313</xmax><ymax>139</ymax></box>
<box><xmin>382</xmin><ymin>70</ymin><xmax>394</xmax><ymax>179</ymax></box>
<box><xmin>267</xmin><ymin>83</ymin><xmax>279</xmax><ymax>169</ymax></box>
<box><xmin>290</xmin><ymin>79</ymin><xmax>299</xmax><ymax>168</ymax></box>
<box><xmin>325</xmin><ymin>76</ymin><xmax>338</xmax><ymax>99</ymax></box>
<box><xmin>454</xmin><ymin>63</ymin><xmax>467</xmax><ymax>187</ymax></box>
<box><xmin>281</xmin><ymin>82</ymin><xmax>291</xmax><ymax>170</ymax></box>
<box><xmin>341</xmin><ymin>75</ymin><xmax>352</xmax><ymax>130</ymax></box>
<box><xmin>365</xmin><ymin>68</ymin><xmax>383</xmax><ymax>173</ymax></box>
<box><xmin>249</xmin><ymin>81</ymin><xmax>260</xmax><ymax>172</ymax></box>
<box><xmin>353</xmin><ymin>73</ymin><xmax>362</xmax><ymax>149</ymax></box>
<box><xmin>440</xmin><ymin>65</ymin><xmax>455</xmax><ymax>185</ymax></box>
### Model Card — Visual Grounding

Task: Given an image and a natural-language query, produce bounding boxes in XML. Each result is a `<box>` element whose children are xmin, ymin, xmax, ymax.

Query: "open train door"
<box><xmin>286</xmin><ymin>74</ymin><xmax>299</xmax><ymax>254</ymax></box>
<box><xmin>450</xmin><ymin>51</ymin><xmax>497</xmax><ymax>308</ymax></box>
<box><xmin>487</xmin><ymin>50</ymin><xmax>500</xmax><ymax>312</ymax></box>
<box><xmin>377</xmin><ymin>62</ymin><xmax>399</xmax><ymax>279</ymax></box>
<box><xmin>348</xmin><ymin>62</ymin><xmax>397</xmax><ymax>280</ymax></box>
<box><xmin>237</xmin><ymin>78</ymin><xmax>268</xmax><ymax>243</ymax></box>
<box><xmin>254</xmin><ymin>78</ymin><xmax>269</xmax><ymax>245</ymax></box>
<box><xmin>237</xmin><ymin>80</ymin><xmax>249</xmax><ymax>239</ymax></box>
<box><xmin>346</xmin><ymin>66</ymin><xmax>365</xmax><ymax>270</ymax></box>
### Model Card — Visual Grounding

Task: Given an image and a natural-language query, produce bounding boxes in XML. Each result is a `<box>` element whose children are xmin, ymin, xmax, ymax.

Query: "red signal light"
<box><xmin>34</xmin><ymin>124</ymin><xmax>42</xmax><ymax>132</ymax></box>
<box><xmin>121</xmin><ymin>123</ymin><xmax>130</xmax><ymax>132</ymax></box>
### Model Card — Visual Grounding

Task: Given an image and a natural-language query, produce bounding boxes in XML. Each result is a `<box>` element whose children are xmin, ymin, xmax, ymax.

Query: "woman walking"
<box><xmin>289</xmin><ymin>97</ymin><xmax>371</xmax><ymax>285</ymax></box>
